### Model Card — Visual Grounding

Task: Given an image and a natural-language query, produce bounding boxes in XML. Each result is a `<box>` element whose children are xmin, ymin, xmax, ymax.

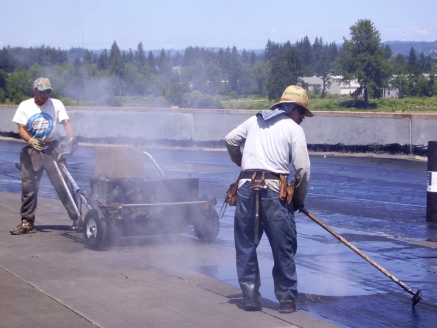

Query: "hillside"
<box><xmin>383</xmin><ymin>40</ymin><xmax>437</xmax><ymax>56</ymax></box>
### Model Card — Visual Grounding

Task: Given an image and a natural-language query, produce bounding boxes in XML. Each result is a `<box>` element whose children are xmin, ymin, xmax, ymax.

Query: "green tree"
<box><xmin>0</xmin><ymin>87</ymin><xmax>5</xmax><ymax>103</ymax></box>
<box><xmin>82</xmin><ymin>49</ymin><xmax>94</xmax><ymax>65</ymax></box>
<box><xmin>172</xmin><ymin>51</ymin><xmax>183</xmax><ymax>66</ymax></box>
<box><xmin>0</xmin><ymin>69</ymin><xmax>7</xmax><ymax>90</ymax></box>
<box><xmin>0</xmin><ymin>69</ymin><xmax>7</xmax><ymax>102</ymax></box>
<box><xmin>227</xmin><ymin>46</ymin><xmax>243</xmax><ymax>95</ymax></box>
<box><xmin>264</xmin><ymin>40</ymin><xmax>281</xmax><ymax>61</ymax></box>
<box><xmin>165</xmin><ymin>82</ymin><xmax>186</xmax><ymax>106</ymax></box>
<box><xmin>418</xmin><ymin>51</ymin><xmax>432</xmax><ymax>73</ymax></box>
<box><xmin>407</xmin><ymin>47</ymin><xmax>420</xmax><ymax>74</ymax></box>
<box><xmin>205</xmin><ymin>62</ymin><xmax>224</xmax><ymax>95</ymax></box>
<box><xmin>157</xmin><ymin>49</ymin><xmax>172</xmax><ymax>75</ymax></box>
<box><xmin>109</xmin><ymin>41</ymin><xmax>125</xmax><ymax>78</ymax></box>
<box><xmin>241</xmin><ymin>49</ymin><xmax>250</xmax><ymax>65</ymax></box>
<box><xmin>216</xmin><ymin>47</ymin><xmax>232</xmax><ymax>76</ymax></box>
<box><xmin>6</xmin><ymin>69</ymin><xmax>32</xmax><ymax>104</ymax></box>
<box><xmin>296</xmin><ymin>35</ymin><xmax>313</xmax><ymax>76</ymax></box>
<box><xmin>97</xmin><ymin>49</ymin><xmax>109</xmax><ymax>70</ymax></box>
<box><xmin>266</xmin><ymin>47</ymin><xmax>303</xmax><ymax>101</ymax></box>
<box><xmin>390</xmin><ymin>74</ymin><xmax>409</xmax><ymax>98</ymax></box>
<box><xmin>135</xmin><ymin>42</ymin><xmax>146</xmax><ymax>66</ymax></box>
<box><xmin>317</xmin><ymin>45</ymin><xmax>336</xmax><ymax>98</ymax></box>
<box><xmin>391</xmin><ymin>53</ymin><xmax>407</xmax><ymax>75</ymax></box>
<box><xmin>147</xmin><ymin>51</ymin><xmax>157</xmax><ymax>73</ymax></box>
<box><xmin>312</xmin><ymin>37</ymin><xmax>323</xmax><ymax>62</ymax></box>
<box><xmin>52</xmin><ymin>61</ymin><xmax>85</xmax><ymax>103</ymax></box>
<box><xmin>123</xmin><ymin>49</ymin><xmax>134</xmax><ymax>64</ymax></box>
<box><xmin>251</xmin><ymin>61</ymin><xmax>269</xmax><ymax>95</ymax></box>
<box><xmin>0</xmin><ymin>47</ymin><xmax>16</xmax><ymax>72</ymax></box>
<box><xmin>383</xmin><ymin>44</ymin><xmax>393</xmax><ymax>59</ymax></box>
<box><xmin>181</xmin><ymin>59</ymin><xmax>208</xmax><ymax>93</ymax></box>
<box><xmin>339</xmin><ymin>19</ymin><xmax>391</xmax><ymax>108</ymax></box>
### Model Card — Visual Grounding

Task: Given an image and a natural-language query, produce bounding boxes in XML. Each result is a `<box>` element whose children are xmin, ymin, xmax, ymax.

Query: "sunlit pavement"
<box><xmin>1</xmin><ymin>138</ymin><xmax>437</xmax><ymax>327</ymax></box>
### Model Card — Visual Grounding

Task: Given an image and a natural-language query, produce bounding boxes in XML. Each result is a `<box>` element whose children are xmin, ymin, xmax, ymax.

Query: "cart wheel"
<box><xmin>83</xmin><ymin>209</ymin><xmax>107</xmax><ymax>250</ymax></box>
<box><xmin>194</xmin><ymin>197</ymin><xmax>219</xmax><ymax>243</ymax></box>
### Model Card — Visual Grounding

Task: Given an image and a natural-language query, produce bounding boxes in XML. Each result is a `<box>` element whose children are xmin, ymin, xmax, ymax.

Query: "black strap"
<box><xmin>240</xmin><ymin>170</ymin><xmax>280</xmax><ymax>180</ymax></box>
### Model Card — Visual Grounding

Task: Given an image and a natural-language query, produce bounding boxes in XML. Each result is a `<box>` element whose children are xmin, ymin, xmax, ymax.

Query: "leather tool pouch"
<box><xmin>279</xmin><ymin>174</ymin><xmax>294</xmax><ymax>205</ymax></box>
<box><xmin>226</xmin><ymin>174</ymin><xmax>241</xmax><ymax>206</ymax></box>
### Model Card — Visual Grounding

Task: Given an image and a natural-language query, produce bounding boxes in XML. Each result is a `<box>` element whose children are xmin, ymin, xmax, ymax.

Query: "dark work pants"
<box><xmin>234</xmin><ymin>181</ymin><xmax>298</xmax><ymax>304</ymax></box>
<box><xmin>20</xmin><ymin>143</ymin><xmax>78</xmax><ymax>223</ymax></box>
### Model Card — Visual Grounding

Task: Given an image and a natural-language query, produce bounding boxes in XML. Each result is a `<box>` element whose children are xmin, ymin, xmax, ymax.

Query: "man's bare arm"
<box><xmin>17</xmin><ymin>124</ymin><xmax>32</xmax><ymax>142</ymax></box>
<box><xmin>62</xmin><ymin>119</ymin><xmax>75</xmax><ymax>140</ymax></box>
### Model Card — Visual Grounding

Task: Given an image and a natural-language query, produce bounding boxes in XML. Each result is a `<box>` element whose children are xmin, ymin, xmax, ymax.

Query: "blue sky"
<box><xmin>1</xmin><ymin>0</ymin><xmax>436</xmax><ymax>51</ymax></box>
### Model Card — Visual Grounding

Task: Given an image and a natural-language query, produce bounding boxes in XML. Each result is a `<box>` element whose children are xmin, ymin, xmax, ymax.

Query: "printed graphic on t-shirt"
<box><xmin>27</xmin><ymin>113</ymin><xmax>54</xmax><ymax>138</ymax></box>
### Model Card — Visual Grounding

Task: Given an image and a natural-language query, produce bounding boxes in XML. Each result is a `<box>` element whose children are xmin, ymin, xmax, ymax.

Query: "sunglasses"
<box><xmin>38</xmin><ymin>89</ymin><xmax>51</xmax><ymax>95</ymax></box>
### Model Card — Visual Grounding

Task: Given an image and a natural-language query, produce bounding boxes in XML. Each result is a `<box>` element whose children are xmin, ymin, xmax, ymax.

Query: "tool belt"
<box><xmin>225</xmin><ymin>170</ymin><xmax>294</xmax><ymax>206</ymax></box>
<box><xmin>239</xmin><ymin>170</ymin><xmax>280</xmax><ymax>180</ymax></box>
<box><xmin>279</xmin><ymin>174</ymin><xmax>294</xmax><ymax>205</ymax></box>
<box><xmin>225</xmin><ymin>172</ymin><xmax>241</xmax><ymax>206</ymax></box>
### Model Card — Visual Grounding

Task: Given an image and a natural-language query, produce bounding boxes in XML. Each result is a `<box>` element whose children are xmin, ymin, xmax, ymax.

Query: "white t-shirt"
<box><xmin>12</xmin><ymin>98</ymin><xmax>70</xmax><ymax>142</ymax></box>
<box><xmin>225</xmin><ymin>114</ymin><xmax>310</xmax><ymax>204</ymax></box>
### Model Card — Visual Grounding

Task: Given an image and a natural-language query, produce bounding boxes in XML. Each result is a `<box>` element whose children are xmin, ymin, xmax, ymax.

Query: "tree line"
<box><xmin>0</xmin><ymin>19</ymin><xmax>436</xmax><ymax>109</ymax></box>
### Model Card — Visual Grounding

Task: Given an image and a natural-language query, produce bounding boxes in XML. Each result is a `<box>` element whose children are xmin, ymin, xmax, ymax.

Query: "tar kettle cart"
<box><xmin>54</xmin><ymin>142</ymin><xmax>219</xmax><ymax>250</ymax></box>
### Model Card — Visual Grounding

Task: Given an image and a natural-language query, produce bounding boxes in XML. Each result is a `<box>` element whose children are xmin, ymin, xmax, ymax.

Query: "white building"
<box><xmin>301</xmin><ymin>76</ymin><xmax>398</xmax><ymax>98</ymax></box>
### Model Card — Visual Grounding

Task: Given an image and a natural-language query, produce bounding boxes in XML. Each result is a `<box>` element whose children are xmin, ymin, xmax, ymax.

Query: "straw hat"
<box><xmin>270</xmin><ymin>85</ymin><xmax>314</xmax><ymax>117</ymax></box>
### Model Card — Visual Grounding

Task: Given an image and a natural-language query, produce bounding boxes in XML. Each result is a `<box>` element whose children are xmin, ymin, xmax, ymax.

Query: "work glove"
<box><xmin>28</xmin><ymin>138</ymin><xmax>44</xmax><ymax>151</ymax></box>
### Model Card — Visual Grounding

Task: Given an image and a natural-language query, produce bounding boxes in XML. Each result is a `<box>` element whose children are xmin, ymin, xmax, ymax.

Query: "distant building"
<box><xmin>301</xmin><ymin>76</ymin><xmax>359</xmax><ymax>95</ymax></box>
<box><xmin>172</xmin><ymin>66</ymin><xmax>183</xmax><ymax>74</ymax></box>
<box><xmin>382</xmin><ymin>87</ymin><xmax>398</xmax><ymax>98</ymax></box>
<box><xmin>301</xmin><ymin>76</ymin><xmax>399</xmax><ymax>98</ymax></box>
<box><xmin>301</xmin><ymin>76</ymin><xmax>340</xmax><ymax>94</ymax></box>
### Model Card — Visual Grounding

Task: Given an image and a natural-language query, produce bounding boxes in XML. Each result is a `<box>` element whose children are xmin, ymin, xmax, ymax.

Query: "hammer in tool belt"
<box><xmin>250</xmin><ymin>172</ymin><xmax>267</xmax><ymax>244</ymax></box>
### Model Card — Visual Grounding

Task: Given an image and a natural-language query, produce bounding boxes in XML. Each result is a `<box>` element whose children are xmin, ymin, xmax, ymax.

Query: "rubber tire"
<box><xmin>194</xmin><ymin>202</ymin><xmax>220</xmax><ymax>243</ymax></box>
<box><xmin>83</xmin><ymin>209</ymin><xmax>107</xmax><ymax>250</ymax></box>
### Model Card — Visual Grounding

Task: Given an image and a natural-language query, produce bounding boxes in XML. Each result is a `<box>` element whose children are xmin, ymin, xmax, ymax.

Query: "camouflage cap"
<box><xmin>33</xmin><ymin>77</ymin><xmax>52</xmax><ymax>91</ymax></box>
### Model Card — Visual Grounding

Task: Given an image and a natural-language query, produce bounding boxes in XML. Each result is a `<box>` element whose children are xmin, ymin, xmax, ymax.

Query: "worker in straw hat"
<box><xmin>225</xmin><ymin>85</ymin><xmax>313</xmax><ymax>313</ymax></box>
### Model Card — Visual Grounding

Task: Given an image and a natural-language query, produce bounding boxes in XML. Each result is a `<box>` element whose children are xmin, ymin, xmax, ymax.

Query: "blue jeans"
<box><xmin>234</xmin><ymin>181</ymin><xmax>298</xmax><ymax>304</ymax></box>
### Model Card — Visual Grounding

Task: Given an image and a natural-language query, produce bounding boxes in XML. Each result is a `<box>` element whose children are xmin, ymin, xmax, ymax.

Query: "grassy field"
<box><xmin>220</xmin><ymin>94</ymin><xmax>437</xmax><ymax>113</ymax></box>
<box><xmin>311</xmin><ymin>94</ymin><xmax>437</xmax><ymax>113</ymax></box>
<box><xmin>60</xmin><ymin>93</ymin><xmax>437</xmax><ymax>113</ymax></box>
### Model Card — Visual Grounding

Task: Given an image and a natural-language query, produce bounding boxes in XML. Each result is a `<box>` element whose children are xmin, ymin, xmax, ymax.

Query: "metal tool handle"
<box><xmin>254</xmin><ymin>190</ymin><xmax>260</xmax><ymax>244</ymax></box>
<box><xmin>300</xmin><ymin>207</ymin><xmax>422</xmax><ymax>307</ymax></box>
<box><xmin>57</xmin><ymin>138</ymin><xmax>79</xmax><ymax>161</ymax></box>
<box><xmin>144</xmin><ymin>151</ymin><xmax>165</xmax><ymax>177</ymax></box>
<box><xmin>251</xmin><ymin>184</ymin><xmax>266</xmax><ymax>245</ymax></box>
<box><xmin>53</xmin><ymin>161</ymin><xmax>82</xmax><ymax>220</ymax></box>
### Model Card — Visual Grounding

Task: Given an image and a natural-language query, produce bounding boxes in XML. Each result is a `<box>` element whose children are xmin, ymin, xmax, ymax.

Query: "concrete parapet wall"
<box><xmin>2</xmin><ymin>105</ymin><xmax>437</xmax><ymax>149</ymax></box>
<box><xmin>0</xmin><ymin>106</ymin><xmax>17</xmax><ymax>133</ymax></box>
<box><xmin>306</xmin><ymin>112</ymin><xmax>413</xmax><ymax>145</ymax></box>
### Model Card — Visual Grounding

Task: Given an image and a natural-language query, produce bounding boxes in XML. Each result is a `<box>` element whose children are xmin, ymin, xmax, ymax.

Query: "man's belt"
<box><xmin>240</xmin><ymin>170</ymin><xmax>280</xmax><ymax>180</ymax></box>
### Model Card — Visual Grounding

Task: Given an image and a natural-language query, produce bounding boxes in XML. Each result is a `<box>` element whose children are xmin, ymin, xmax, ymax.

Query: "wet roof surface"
<box><xmin>1</xmin><ymin>139</ymin><xmax>436</xmax><ymax>327</ymax></box>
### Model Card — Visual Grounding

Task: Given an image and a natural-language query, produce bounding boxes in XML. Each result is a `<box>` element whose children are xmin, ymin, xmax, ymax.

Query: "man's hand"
<box><xmin>28</xmin><ymin>138</ymin><xmax>44</xmax><ymax>151</ymax></box>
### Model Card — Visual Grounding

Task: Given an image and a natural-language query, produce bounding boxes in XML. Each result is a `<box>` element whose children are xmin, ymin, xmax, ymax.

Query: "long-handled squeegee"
<box><xmin>300</xmin><ymin>208</ymin><xmax>422</xmax><ymax>308</ymax></box>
